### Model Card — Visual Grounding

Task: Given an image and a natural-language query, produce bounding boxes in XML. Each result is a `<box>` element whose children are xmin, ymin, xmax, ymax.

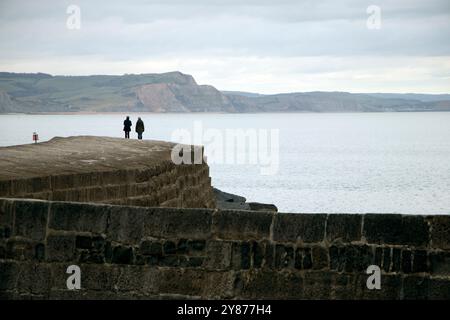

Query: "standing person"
<box><xmin>123</xmin><ymin>116</ymin><xmax>132</xmax><ymax>139</ymax></box>
<box><xmin>135</xmin><ymin>117</ymin><xmax>145</xmax><ymax>140</ymax></box>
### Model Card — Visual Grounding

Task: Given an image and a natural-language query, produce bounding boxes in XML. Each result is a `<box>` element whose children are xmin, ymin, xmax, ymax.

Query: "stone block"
<box><xmin>0</xmin><ymin>260</ymin><xmax>20</xmax><ymax>290</ymax></box>
<box><xmin>332</xmin><ymin>273</ymin><xmax>357</xmax><ymax>299</ymax></box>
<box><xmin>294</xmin><ymin>248</ymin><xmax>302</xmax><ymax>269</ymax></box>
<box><xmin>0</xmin><ymin>180</ymin><xmax>11</xmax><ymax>197</ymax></box>
<box><xmin>144</xmin><ymin>208</ymin><xmax>212</xmax><ymax>240</ymax></box>
<box><xmin>112</xmin><ymin>245</ymin><xmax>134</xmax><ymax>265</ymax></box>
<box><xmin>81</xmin><ymin>264</ymin><xmax>120</xmax><ymax>291</ymax></box>
<box><xmin>158</xmin><ymin>268</ymin><xmax>205</xmax><ymax>296</ymax></box>
<box><xmin>13</xmin><ymin>200</ymin><xmax>48</xmax><ymax>241</ymax></box>
<box><xmin>140</xmin><ymin>240</ymin><xmax>162</xmax><ymax>256</ymax></box>
<box><xmin>412</xmin><ymin>250</ymin><xmax>428</xmax><ymax>273</ymax></box>
<box><xmin>73</xmin><ymin>172</ymin><xmax>100</xmax><ymax>188</ymax></box>
<box><xmin>382</xmin><ymin>247</ymin><xmax>391</xmax><ymax>272</ymax></box>
<box><xmin>185</xmin><ymin>256</ymin><xmax>204</xmax><ymax>268</ymax></box>
<box><xmin>330</xmin><ymin>245</ymin><xmax>373</xmax><ymax>273</ymax></box>
<box><xmin>274</xmin><ymin>244</ymin><xmax>294</xmax><ymax>269</ymax></box>
<box><xmin>428</xmin><ymin>215</ymin><xmax>450</xmax><ymax>249</ymax></box>
<box><xmin>202</xmin><ymin>271</ymin><xmax>235</xmax><ymax>299</ymax></box>
<box><xmin>401</xmin><ymin>249</ymin><xmax>412</xmax><ymax>273</ymax></box>
<box><xmin>302</xmin><ymin>248</ymin><xmax>313</xmax><ymax>270</ymax></box>
<box><xmin>241</xmin><ymin>242</ymin><xmax>251</xmax><ymax>269</ymax></box>
<box><xmin>6</xmin><ymin>238</ymin><xmax>35</xmax><ymax>260</ymax></box>
<box><xmin>252</xmin><ymin>241</ymin><xmax>264</xmax><ymax>268</ymax></box>
<box><xmin>75</xmin><ymin>235</ymin><xmax>92</xmax><ymax>249</ymax></box>
<box><xmin>10</xmin><ymin>178</ymin><xmax>40</xmax><ymax>195</ymax></box>
<box><xmin>326</xmin><ymin>214</ymin><xmax>362</xmax><ymax>243</ymax></box>
<box><xmin>237</xmin><ymin>270</ymin><xmax>304</xmax><ymax>299</ymax></box>
<box><xmin>105</xmin><ymin>185</ymin><xmax>121</xmax><ymax>200</ymax></box>
<box><xmin>329</xmin><ymin>246</ymin><xmax>340</xmax><ymax>271</ymax></box>
<box><xmin>391</xmin><ymin>248</ymin><xmax>401</xmax><ymax>272</ymax></box>
<box><xmin>312</xmin><ymin>246</ymin><xmax>329</xmax><ymax>270</ymax></box>
<box><xmin>430</xmin><ymin>251</ymin><xmax>450</xmax><ymax>276</ymax></box>
<box><xmin>0</xmin><ymin>198</ymin><xmax>14</xmax><ymax>228</ymax></box>
<box><xmin>188</xmin><ymin>240</ymin><xmax>206</xmax><ymax>252</ymax></box>
<box><xmin>135</xmin><ymin>169</ymin><xmax>151</xmax><ymax>183</ymax></box>
<box><xmin>428</xmin><ymin>279</ymin><xmax>450</xmax><ymax>300</ymax></box>
<box><xmin>273</xmin><ymin>213</ymin><xmax>327</xmax><ymax>243</ymax></box>
<box><xmin>16</xmin><ymin>262</ymin><xmax>52</xmax><ymax>295</ymax></box>
<box><xmin>263</xmin><ymin>242</ymin><xmax>274</xmax><ymax>268</ymax></box>
<box><xmin>204</xmin><ymin>240</ymin><xmax>232</xmax><ymax>270</ymax></box>
<box><xmin>79</xmin><ymin>249</ymin><xmax>105</xmax><ymax>264</ymax></box>
<box><xmin>51</xmin><ymin>174</ymin><xmax>76</xmax><ymax>190</ymax></box>
<box><xmin>212</xmin><ymin>209</ymin><xmax>272</xmax><ymax>241</ymax></box>
<box><xmin>116</xmin><ymin>266</ymin><xmax>159</xmax><ymax>294</ymax></box>
<box><xmin>363</xmin><ymin>214</ymin><xmax>429</xmax><ymax>247</ymax></box>
<box><xmin>303</xmin><ymin>271</ymin><xmax>332</xmax><ymax>299</ymax></box>
<box><xmin>343</xmin><ymin>246</ymin><xmax>359</xmax><ymax>272</ymax></box>
<box><xmin>35</xmin><ymin>243</ymin><xmax>45</xmax><ymax>261</ymax></box>
<box><xmin>46</xmin><ymin>233</ymin><xmax>76</xmax><ymax>262</ymax></box>
<box><xmin>108</xmin><ymin>206</ymin><xmax>146</xmax><ymax>245</ymax></box>
<box><xmin>102</xmin><ymin>169</ymin><xmax>129</xmax><ymax>186</ymax></box>
<box><xmin>163</xmin><ymin>240</ymin><xmax>177</xmax><ymax>254</ymax></box>
<box><xmin>49</xmin><ymin>202</ymin><xmax>109</xmax><ymax>234</ymax></box>
<box><xmin>354</xmin><ymin>245</ymin><xmax>374</xmax><ymax>272</ymax></box>
<box><xmin>402</xmin><ymin>276</ymin><xmax>429</xmax><ymax>300</ymax></box>
<box><xmin>158</xmin><ymin>255</ymin><xmax>180</xmax><ymax>267</ymax></box>
<box><xmin>176</xmin><ymin>239</ymin><xmax>188</xmax><ymax>254</ymax></box>
<box><xmin>373</xmin><ymin>247</ymin><xmax>383</xmax><ymax>267</ymax></box>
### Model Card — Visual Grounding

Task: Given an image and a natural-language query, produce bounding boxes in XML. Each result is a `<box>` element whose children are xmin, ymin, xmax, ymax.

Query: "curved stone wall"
<box><xmin>0</xmin><ymin>136</ymin><xmax>216</xmax><ymax>209</ymax></box>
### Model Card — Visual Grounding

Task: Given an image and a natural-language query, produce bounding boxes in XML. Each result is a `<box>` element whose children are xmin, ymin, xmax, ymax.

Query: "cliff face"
<box><xmin>0</xmin><ymin>71</ymin><xmax>237</xmax><ymax>113</ymax></box>
<box><xmin>0</xmin><ymin>91</ymin><xmax>17</xmax><ymax>113</ymax></box>
<box><xmin>135</xmin><ymin>83</ymin><xmax>236</xmax><ymax>112</ymax></box>
<box><xmin>0</xmin><ymin>71</ymin><xmax>449</xmax><ymax>113</ymax></box>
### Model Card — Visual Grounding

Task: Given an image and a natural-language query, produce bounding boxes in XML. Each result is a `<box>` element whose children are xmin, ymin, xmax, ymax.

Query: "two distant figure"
<box><xmin>123</xmin><ymin>116</ymin><xmax>145</xmax><ymax>140</ymax></box>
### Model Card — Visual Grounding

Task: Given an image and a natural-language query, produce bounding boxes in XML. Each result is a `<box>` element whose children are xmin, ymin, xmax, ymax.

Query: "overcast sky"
<box><xmin>0</xmin><ymin>0</ymin><xmax>449</xmax><ymax>93</ymax></box>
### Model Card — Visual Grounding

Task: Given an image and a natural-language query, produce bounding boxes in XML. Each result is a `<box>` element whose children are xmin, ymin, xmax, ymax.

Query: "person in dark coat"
<box><xmin>123</xmin><ymin>116</ymin><xmax>132</xmax><ymax>139</ymax></box>
<box><xmin>135</xmin><ymin>117</ymin><xmax>145</xmax><ymax>140</ymax></box>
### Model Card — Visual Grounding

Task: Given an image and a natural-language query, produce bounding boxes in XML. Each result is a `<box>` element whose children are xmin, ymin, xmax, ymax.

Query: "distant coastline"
<box><xmin>1</xmin><ymin>71</ymin><xmax>449</xmax><ymax>114</ymax></box>
<box><xmin>2</xmin><ymin>110</ymin><xmax>450</xmax><ymax>116</ymax></box>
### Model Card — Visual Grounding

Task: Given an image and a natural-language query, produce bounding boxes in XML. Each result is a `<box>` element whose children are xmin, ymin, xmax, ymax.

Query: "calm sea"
<box><xmin>0</xmin><ymin>112</ymin><xmax>449</xmax><ymax>214</ymax></box>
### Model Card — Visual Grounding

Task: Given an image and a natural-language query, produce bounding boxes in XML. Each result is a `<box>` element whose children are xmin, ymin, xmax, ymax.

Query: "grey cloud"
<box><xmin>1</xmin><ymin>0</ymin><xmax>449</xmax><ymax>59</ymax></box>
<box><xmin>0</xmin><ymin>0</ymin><xmax>448</xmax><ymax>93</ymax></box>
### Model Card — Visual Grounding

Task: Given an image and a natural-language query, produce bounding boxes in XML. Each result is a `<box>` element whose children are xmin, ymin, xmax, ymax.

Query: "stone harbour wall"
<box><xmin>0</xmin><ymin>162</ymin><xmax>215</xmax><ymax>209</ymax></box>
<box><xmin>0</xmin><ymin>136</ymin><xmax>216</xmax><ymax>209</ymax></box>
<box><xmin>1</xmin><ymin>198</ymin><xmax>449</xmax><ymax>300</ymax></box>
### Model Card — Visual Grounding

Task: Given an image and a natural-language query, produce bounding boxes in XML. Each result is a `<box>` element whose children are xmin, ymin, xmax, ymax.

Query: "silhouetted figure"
<box><xmin>135</xmin><ymin>117</ymin><xmax>145</xmax><ymax>140</ymax></box>
<box><xmin>123</xmin><ymin>116</ymin><xmax>132</xmax><ymax>139</ymax></box>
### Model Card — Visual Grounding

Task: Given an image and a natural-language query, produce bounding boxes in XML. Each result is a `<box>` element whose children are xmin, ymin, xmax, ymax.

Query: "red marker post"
<box><xmin>33</xmin><ymin>132</ymin><xmax>39</xmax><ymax>144</ymax></box>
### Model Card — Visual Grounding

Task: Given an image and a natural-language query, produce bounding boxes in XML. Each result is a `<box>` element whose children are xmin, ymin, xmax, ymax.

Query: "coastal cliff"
<box><xmin>0</xmin><ymin>72</ymin><xmax>449</xmax><ymax>113</ymax></box>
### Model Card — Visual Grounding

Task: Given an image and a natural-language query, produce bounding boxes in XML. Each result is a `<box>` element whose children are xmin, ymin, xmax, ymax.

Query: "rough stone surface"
<box><xmin>428</xmin><ymin>216</ymin><xmax>450</xmax><ymax>249</ymax></box>
<box><xmin>273</xmin><ymin>213</ymin><xmax>327</xmax><ymax>243</ymax></box>
<box><xmin>0</xmin><ymin>198</ymin><xmax>449</xmax><ymax>300</ymax></box>
<box><xmin>363</xmin><ymin>214</ymin><xmax>429</xmax><ymax>247</ymax></box>
<box><xmin>0</xmin><ymin>136</ymin><xmax>216</xmax><ymax>209</ymax></box>
<box><xmin>212</xmin><ymin>210</ymin><xmax>272</xmax><ymax>240</ymax></box>
<box><xmin>326</xmin><ymin>214</ymin><xmax>362</xmax><ymax>243</ymax></box>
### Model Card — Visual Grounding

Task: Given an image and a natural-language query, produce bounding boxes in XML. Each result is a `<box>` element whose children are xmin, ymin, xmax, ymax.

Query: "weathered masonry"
<box><xmin>0</xmin><ymin>136</ymin><xmax>215</xmax><ymax>209</ymax></box>
<box><xmin>0</xmin><ymin>136</ymin><xmax>449</xmax><ymax>299</ymax></box>
<box><xmin>0</xmin><ymin>198</ymin><xmax>449</xmax><ymax>299</ymax></box>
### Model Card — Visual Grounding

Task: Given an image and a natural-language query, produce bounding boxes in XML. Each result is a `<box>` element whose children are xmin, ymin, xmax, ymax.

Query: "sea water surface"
<box><xmin>0</xmin><ymin>112</ymin><xmax>449</xmax><ymax>214</ymax></box>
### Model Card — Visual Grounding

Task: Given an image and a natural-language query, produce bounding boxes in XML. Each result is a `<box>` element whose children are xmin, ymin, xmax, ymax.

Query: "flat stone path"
<box><xmin>0</xmin><ymin>136</ymin><xmax>177</xmax><ymax>180</ymax></box>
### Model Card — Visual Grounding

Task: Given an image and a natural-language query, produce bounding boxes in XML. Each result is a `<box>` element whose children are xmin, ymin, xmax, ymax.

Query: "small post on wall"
<box><xmin>33</xmin><ymin>132</ymin><xmax>39</xmax><ymax>144</ymax></box>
